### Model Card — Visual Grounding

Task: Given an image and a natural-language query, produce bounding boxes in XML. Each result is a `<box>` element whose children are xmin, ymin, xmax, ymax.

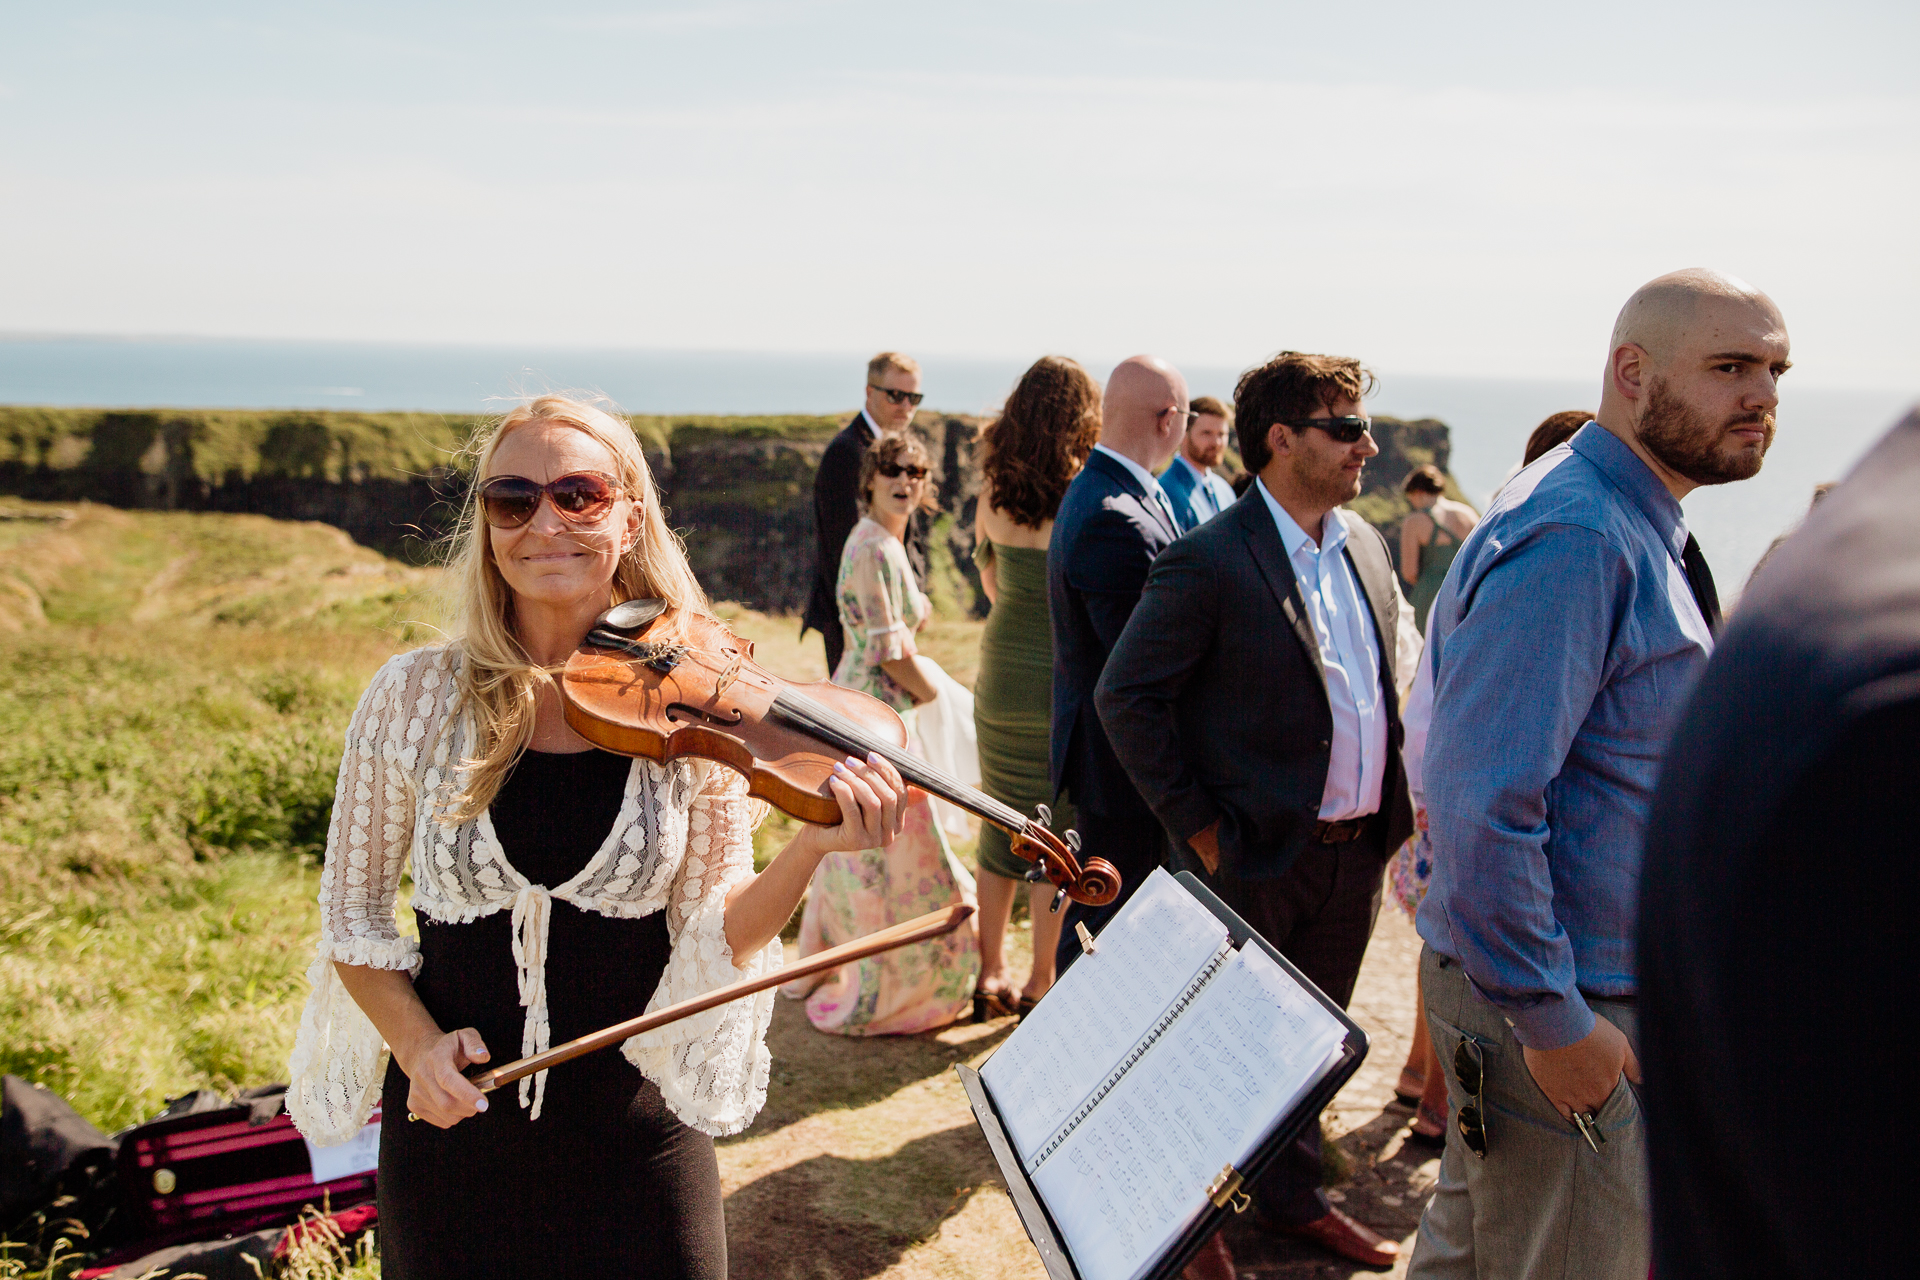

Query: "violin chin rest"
<box><xmin>599</xmin><ymin>597</ymin><xmax>668</xmax><ymax>634</ymax></box>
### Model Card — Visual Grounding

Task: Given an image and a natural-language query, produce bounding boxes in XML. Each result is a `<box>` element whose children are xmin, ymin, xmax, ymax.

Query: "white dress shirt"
<box><xmin>1255</xmin><ymin>479</ymin><xmax>1388</xmax><ymax>820</ymax></box>
<box><xmin>1093</xmin><ymin>443</ymin><xmax>1181</xmax><ymax>533</ymax></box>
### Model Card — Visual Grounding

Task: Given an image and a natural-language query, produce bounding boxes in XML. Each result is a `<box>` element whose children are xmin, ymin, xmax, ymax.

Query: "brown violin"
<box><xmin>558</xmin><ymin>598</ymin><xmax>1120</xmax><ymax>910</ymax></box>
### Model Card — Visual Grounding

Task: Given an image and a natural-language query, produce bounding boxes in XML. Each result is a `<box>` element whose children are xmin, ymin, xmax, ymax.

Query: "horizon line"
<box><xmin>4</xmin><ymin>330</ymin><xmax>1915</xmax><ymax>398</ymax></box>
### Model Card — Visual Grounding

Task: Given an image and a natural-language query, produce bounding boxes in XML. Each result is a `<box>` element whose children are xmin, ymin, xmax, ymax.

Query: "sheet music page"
<box><xmin>1030</xmin><ymin>943</ymin><xmax>1348</xmax><ymax>1280</ymax></box>
<box><xmin>980</xmin><ymin>868</ymin><xmax>1230</xmax><ymax>1164</ymax></box>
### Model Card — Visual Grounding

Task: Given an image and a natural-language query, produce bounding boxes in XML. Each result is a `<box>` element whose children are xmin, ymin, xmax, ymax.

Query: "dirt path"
<box><xmin>716</xmin><ymin>906</ymin><xmax>1439</xmax><ymax>1278</ymax></box>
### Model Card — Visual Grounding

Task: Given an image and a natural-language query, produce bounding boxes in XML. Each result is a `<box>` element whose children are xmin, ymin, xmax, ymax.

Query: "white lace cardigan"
<box><xmin>287</xmin><ymin>644</ymin><xmax>779</xmax><ymax>1146</ymax></box>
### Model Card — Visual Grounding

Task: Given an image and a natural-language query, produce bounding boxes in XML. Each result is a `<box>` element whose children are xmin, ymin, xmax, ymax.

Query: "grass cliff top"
<box><xmin>0</xmin><ymin>405</ymin><xmax>864</xmax><ymax>485</ymax></box>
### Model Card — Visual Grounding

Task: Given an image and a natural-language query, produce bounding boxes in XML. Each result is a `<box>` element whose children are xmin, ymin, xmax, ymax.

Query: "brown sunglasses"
<box><xmin>477</xmin><ymin>471</ymin><xmax>623</xmax><ymax>528</ymax></box>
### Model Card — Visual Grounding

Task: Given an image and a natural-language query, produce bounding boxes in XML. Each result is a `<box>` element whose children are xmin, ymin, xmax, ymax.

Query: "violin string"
<box><xmin>667</xmin><ymin>639</ymin><xmax>1019</xmax><ymax>824</ymax></box>
<box><xmin>767</xmin><ymin>688</ymin><xmax>1033</xmax><ymax>832</ymax></box>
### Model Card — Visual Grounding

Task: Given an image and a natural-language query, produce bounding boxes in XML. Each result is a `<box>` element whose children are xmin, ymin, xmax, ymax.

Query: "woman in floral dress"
<box><xmin>782</xmin><ymin>431</ymin><xmax>980</xmax><ymax>1034</ymax></box>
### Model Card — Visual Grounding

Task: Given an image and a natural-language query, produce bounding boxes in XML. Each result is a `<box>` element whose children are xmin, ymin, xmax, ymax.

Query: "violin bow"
<box><xmin>461</xmin><ymin>903</ymin><xmax>975</xmax><ymax>1097</ymax></box>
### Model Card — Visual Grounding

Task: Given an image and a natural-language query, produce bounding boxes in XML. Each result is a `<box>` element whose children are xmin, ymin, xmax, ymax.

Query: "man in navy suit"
<box><xmin>1048</xmin><ymin>354</ymin><xmax>1189</xmax><ymax>973</ymax></box>
<box><xmin>1159</xmin><ymin>395</ymin><xmax>1238</xmax><ymax>532</ymax></box>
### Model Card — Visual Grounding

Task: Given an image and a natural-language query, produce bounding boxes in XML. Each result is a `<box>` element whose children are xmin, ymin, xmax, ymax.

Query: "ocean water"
<box><xmin>2</xmin><ymin>335</ymin><xmax>1912</xmax><ymax>594</ymax></box>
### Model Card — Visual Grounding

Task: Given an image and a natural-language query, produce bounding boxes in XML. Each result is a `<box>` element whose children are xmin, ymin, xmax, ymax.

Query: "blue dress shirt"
<box><xmin>1161</xmin><ymin>454</ymin><xmax>1237</xmax><ymax>532</ymax></box>
<box><xmin>1416</xmin><ymin>423</ymin><xmax>1715</xmax><ymax>1050</ymax></box>
<box><xmin>1255</xmin><ymin>479</ymin><xmax>1387</xmax><ymax>820</ymax></box>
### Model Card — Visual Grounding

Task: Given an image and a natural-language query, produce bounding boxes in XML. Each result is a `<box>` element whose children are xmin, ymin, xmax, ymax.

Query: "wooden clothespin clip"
<box><xmin>1075</xmin><ymin>921</ymin><xmax>1097</xmax><ymax>956</ymax></box>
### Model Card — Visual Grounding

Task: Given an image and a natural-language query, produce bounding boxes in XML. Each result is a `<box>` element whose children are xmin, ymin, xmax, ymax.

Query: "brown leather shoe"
<box><xmin>1180</xmin><ymin>1229</ymin><xmax>1237</xmax><ymax>1280</ymax></box>
<box><xmin>1278</xmin><ymin>1207</ymin><xmax>1400</xmax><ymax>1268</ymax></box>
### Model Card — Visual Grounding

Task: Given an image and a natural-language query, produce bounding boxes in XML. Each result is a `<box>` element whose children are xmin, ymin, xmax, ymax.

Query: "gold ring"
<box><xmin>407</xmin><ymin>1112</ymin><xmax>420</xmax><ymax>1122</ymax></box>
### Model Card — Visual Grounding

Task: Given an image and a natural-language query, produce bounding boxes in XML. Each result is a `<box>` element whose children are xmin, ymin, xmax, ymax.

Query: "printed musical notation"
<box><xmin>1028</xmin><ymin>945</ymin><xmax>1347</xmax><ymax>1280</ymax></box>
<box><xmin>980</xmin><ymin>869</ymin><xmax>1230</xmax><ymax>1163</ymax></box>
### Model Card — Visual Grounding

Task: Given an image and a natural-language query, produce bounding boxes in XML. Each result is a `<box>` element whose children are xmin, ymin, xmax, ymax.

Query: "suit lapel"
<box><xmin>1160</xmin><ymin>460</ymin><xmax>1195</xmax><ymax>532</ymax></box>
<box><xmin>1340</xmin><ymin>517</ymin><xmax>1401</xmax><ymax>709</ymax></box>
<box><xmin>1239</xmin><ymin>501</ymin><xmax>1326</xmax><ymax>688</ymax></box>
<box><xmin>1087</xmin><ymin>449</ymin><xmax>1179</xmax><ymax>543</ymax></box>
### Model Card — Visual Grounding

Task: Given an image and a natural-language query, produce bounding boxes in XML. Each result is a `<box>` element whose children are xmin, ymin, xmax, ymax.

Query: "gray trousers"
<box><xmin>1408</xmin><ymin>946</ymin><xmax>1649</xmax><ymax>1280</ymax></box>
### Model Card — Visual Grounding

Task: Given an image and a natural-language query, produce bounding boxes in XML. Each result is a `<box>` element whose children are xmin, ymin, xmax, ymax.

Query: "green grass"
<box><xmin>0</xmin><ymin>503</ymin><xmax>434</xmax><ymax>1130</ymax></box>
<box><xmin>0</xmin><ymin>502</ymin><xmax>438</xmax><ymax>1274</ymax></box>
<box><xmin>0</xmin><ymin>502</ymin><xmax>998</xmax><ymax>1277</ymax></box>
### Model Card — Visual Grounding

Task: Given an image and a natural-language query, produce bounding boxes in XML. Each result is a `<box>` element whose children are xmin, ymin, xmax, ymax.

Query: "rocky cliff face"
<box><xmin>0</xmin><ymin>405</ymin><xmax>1452</xmax><ymax>614</ymax></box>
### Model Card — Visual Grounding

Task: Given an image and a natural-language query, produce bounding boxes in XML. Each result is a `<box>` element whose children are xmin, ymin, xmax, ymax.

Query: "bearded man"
<box><xmin>1160</xmin><ymin>395</ymin><xmax>1239</xmax><ymax>531</ymax></box>
<box><xmin>1096</xmin><ymin>352</ymin><xmax>1416</xmax><ymax>1273</ymax></box>
<box><xmin>1404</xmin><ymin>269</ymin><xmax>1787</xmax><ymax>1280</ymax></box>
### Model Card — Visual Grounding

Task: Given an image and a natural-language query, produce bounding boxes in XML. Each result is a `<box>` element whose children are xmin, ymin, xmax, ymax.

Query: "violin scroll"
<box><xmin>1010</xmin><ymin>818</ymin><xmax>1121</xmax><ymax>910</ymax></box>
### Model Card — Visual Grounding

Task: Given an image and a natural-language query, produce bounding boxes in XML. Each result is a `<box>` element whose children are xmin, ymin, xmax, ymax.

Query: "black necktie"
<box><xmin>1681</xmin><ymin>534</ymin><xmax>1721</xmax><ymax>637</ymax></box>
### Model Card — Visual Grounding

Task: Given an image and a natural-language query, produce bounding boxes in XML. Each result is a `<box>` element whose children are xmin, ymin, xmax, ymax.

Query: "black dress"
<box><xmin>377</xmin><ymin>749</ymin><xmax>728</xmax><ymax>1279</ymax></box>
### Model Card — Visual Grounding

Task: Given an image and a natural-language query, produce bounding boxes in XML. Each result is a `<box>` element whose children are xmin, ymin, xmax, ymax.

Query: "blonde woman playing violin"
<box><xmin>287</xmin><ymin>395</ymin><xmax>909</xmax><ymax>1280</ymax></box>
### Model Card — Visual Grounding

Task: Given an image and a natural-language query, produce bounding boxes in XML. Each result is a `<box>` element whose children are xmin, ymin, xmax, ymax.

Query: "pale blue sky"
<box><xmin>3</xmin><ymin>1</ymin><xmax>1916</xmax><ymax>387</ymax></box>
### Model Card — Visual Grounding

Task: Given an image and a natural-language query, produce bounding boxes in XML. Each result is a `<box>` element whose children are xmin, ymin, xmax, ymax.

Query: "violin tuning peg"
<box><xmin>1064</xmin><ymin>829</ymin><xmax>1082</xmax><ymax>853</ymax></box>
<box><xmin>1050</xmin><ymin>887</ymin><xmax>1068</xmax><ymax>914</ymax></box>
<box><xmin>1034</xmin><ymin>803</ymin><xmax>1053</xmax><ymax>828</ymax></box>
<box><xmin>1023</xmin><ymin>863</ymin><xmax>1048</xmax><ymax>884</ymax></box>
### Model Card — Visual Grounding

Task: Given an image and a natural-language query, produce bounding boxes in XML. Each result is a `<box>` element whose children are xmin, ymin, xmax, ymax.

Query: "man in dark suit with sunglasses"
<box><xmin>804</xmin><ymin>351</ymin><xmax>929</xmax><ymax>674</ymax></box>
<box><xmin>1096</xmin><ymin>351</ymin><xmax>1413</xmax><ymax>1271</ymax></box>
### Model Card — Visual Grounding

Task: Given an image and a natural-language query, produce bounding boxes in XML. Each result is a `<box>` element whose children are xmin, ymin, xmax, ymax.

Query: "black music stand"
<box><xmin>957</xmin><ymin>871</ymin><xmax>1369</xmax><ymax>1280</ymax></box>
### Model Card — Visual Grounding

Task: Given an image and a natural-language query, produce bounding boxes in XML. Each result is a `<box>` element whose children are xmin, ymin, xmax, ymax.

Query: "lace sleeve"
<box><xmin>622</xmin><ymin>765</ymin><xmax>780</xmax><ymax>1137</ymax></box>
<box><xmin>288</xmin><ymin>650</ymin><xmax>431</xmax><ymax>1145</ymax></box>
<box><xmin>846</xmin><ymin>538</ymin><xmax>917</xmax><ymax>662</ymax></box>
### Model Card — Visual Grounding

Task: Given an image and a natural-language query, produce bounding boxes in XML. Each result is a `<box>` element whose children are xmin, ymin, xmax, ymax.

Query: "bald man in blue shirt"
<box><xmin>1408</xmin><ymin>269</ymin><xmax>1790</xmax><ymax>1280</ymax></box>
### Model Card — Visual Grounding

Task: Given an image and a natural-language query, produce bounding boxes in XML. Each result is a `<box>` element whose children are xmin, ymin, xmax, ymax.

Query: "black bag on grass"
<box><xmin>1</xmin><ymin>1074</ymin><xmax>121</xmax><ymax>1233</ymax></box>
<box><xmin>83</xmin><ymin>1226</ymin><xmax>283</xmax><ymax>1280</ymax></box>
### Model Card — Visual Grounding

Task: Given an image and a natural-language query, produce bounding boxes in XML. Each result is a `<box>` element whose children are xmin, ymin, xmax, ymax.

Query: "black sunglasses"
<box><xmin>876</xmin><ymin>461</ymin><xmax>929</xmax><ymax>481</ymax></box>
<box><xmin>869</xmin><ymin>385</ymin><xmax>925</xmax><ymax>407</ymax></box>
<box><xmin>477</xmin><ymin>471</ymin><xmax>622</xmax><ymax>529</ymax></box>
<box><xmin>1453</xmin><ymin>1037</ymin><xmax>1488</xmax><ymax>1158</ymax></box>
<box><xmin>1283</xmin><ymin>415</ymin><xmax>1374</xmax><ymax>444</ymax></box>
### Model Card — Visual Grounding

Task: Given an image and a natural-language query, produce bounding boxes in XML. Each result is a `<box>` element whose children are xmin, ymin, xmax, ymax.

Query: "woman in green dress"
<box><xmin>1399</xmin><ymin>464</ymin><xmax>1479</xmax><ymax>634</ymax></box>
<box><xmin>970</xmin><ymin>356</ymin><xmax>1103</xmax><ymax>1019</ymax></box>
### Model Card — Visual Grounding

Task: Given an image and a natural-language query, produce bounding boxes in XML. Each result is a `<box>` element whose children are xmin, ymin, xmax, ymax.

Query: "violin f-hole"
<box><xmin>665</xmin><ymin>702</ymin><xmax>746</xmax><ymax>729</ymax></box>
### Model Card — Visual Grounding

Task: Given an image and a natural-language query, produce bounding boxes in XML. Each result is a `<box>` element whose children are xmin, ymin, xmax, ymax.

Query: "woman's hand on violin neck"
<box><xmin>814</xmin><ymin>752</ymin><xmax>913</xmax><ymax>854</ymax></box>
<box><xmin>400</xmin><ymin>1027</ymin><xmax>493</xmax><ymax>1128</ymax></box>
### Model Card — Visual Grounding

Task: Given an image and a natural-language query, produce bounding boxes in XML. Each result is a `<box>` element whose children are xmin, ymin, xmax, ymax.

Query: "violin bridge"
<box><xmin>712</xmin><ymin>648</ymin><xmax>746</xmax><ymax>700</ymax></box>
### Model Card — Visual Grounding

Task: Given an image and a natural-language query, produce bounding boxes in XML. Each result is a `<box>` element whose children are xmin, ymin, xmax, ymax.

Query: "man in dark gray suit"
<box><xmin>1047</xmin><ymin>355</ymin><xmax>1188</xmax><ymax>970</ymax></box>
<box><xmin>1096</xmin><ymin>351</ymin><xmax>1412</xmax><ymax>1270</ymax></box>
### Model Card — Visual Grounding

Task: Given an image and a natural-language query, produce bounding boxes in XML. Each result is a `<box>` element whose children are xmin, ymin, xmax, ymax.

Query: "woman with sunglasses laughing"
<box><xmin>781</xmin><ymin>431</ymin><xmax>982</xmax><ymax>1035</ymax></box>
<box><xmin>287</xmin><ymin>395</ymin><xmax>911</xmax><ymax>1279</ymax></box>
